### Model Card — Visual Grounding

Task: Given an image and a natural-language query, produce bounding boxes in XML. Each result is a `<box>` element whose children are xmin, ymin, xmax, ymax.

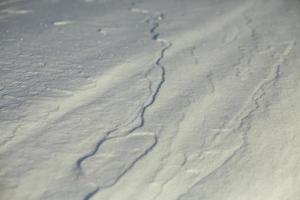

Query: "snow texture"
<box><xmin>1</xmin><ymin>0</ymin><xmax>300</xmax><ymax>199</ymax></box>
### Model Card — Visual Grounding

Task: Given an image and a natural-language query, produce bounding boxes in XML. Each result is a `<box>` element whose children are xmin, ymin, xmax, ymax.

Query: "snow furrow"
<box><xmin>78</xmin><ymin>6</ymin><xmax>172</xmax><ymax>199</ymax></box>
<box><xmin>75</xmin><ymin>128</ymin><xmax>118</xmax><ymax>171</ymax></box>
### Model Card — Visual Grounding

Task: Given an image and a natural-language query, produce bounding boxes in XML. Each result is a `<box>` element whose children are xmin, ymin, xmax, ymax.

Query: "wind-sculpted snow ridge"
<box><xmin>1</xmin><ymin>0</ymin><xmax>300</xmax><ymax>200</ymax></box>
<box><xmin>176</xmin><ymin>41</ymin><xmax>296</xmax><ymax>200</ymax></box>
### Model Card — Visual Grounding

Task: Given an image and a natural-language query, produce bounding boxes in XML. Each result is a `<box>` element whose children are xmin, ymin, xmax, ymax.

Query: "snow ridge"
<box><xmin>177</xmin><ymin>40</ymin><xmax>296</xmax><ymax>200</ymax></box>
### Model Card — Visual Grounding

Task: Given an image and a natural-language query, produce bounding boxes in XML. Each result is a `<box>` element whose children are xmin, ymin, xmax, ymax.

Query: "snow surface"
<box><xmin>1</xmin><ymin>0</ymin><xmax>300</xmax><ymax>199</ymax></box>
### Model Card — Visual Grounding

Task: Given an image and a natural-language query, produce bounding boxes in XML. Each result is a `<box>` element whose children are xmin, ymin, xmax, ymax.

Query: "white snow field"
<box><xmin>1</xmin><ymin>0</ymin><xmax>300</xmax><ymax>199</ymax></box>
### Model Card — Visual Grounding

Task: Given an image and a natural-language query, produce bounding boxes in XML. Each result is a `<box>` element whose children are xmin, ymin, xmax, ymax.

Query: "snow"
<box><xmin>1</xmin><ymin>0</ymin><xmax>300</xmax><ymax>199</ymax></box>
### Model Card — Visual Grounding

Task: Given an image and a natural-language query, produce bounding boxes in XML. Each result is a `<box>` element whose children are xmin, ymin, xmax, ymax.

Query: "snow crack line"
<box><xmin>129</xmin><ymin>13</ymin><xmax>172</xmax><ymax>133</ymax></box>
<box><xmin>177</xmin><ymin>40</ymin><xmax>295</xmax><ymax>200</ymax></box>
<box><xmin>77</xmin><ymin>5</ymin><xmax>172</xmax><ymax>200</ymax></box>
<box><xmin>76</xmin><ymin>9</ymin><xmax>171</xmax><ymax>171</ymax></box>
<box><xmin>82</xmin><ymin>135</ymin><xmax>158</xmax><ymax>200</ymax></box>
<box><xmin>76</xmin><ymin>128</ymin><xmax>117</xmax><ymax>170</ymax></box>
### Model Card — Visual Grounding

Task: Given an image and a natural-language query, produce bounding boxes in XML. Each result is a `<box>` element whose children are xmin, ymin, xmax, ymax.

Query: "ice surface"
<box><xmin>1</xmin><ymin>0</ymin><xmax>300</xmax><ymax>199</ymax></box>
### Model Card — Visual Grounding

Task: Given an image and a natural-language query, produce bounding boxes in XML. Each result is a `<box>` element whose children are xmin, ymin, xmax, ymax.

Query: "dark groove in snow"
<box><xmin>128</xmin><ymin>12</ymin><xmax>172</xmax><ymax>134</ymax></box>
<box><xmin>101</xmin><ymin>135</ymin><xmax>158</xmax><ymax>189</ymax></box>
<box><xmin>76</xmin><ymin>128</ymin><xmax>117</xmax><ymax>170</ymax></box>
<box><xmin>81</xmin><ymin>135</ymin><xmax>158</xmax><ymax>200</ymax></box>
<box><xmin>78</xmin><ymin>7</ymin><xmax>172</xmax><ymax>199</ymax></box>
<box><xmin>83</xmin><ymin>187</ymin><xmax>99</xmax><ymax>200</ymax></box>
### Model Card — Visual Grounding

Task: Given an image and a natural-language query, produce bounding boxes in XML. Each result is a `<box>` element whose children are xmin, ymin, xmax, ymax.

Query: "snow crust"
<box><xmin>1</xmin><ymin>0</ymin><xmax>300</xmax><ymax>199</ymax></box>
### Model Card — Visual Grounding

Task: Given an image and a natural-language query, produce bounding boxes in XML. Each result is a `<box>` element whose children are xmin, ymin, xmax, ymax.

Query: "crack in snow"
<box><xmin>82</xmin><ymin>134</ymin><xmax>158</xmax><ymax>200</ymax></box>
<box><xmin>83</xmin><ymin>187</ymin><xmax>99</xmax><ymax>200</ymax></box>
<box><xmin>75</xmin><ymin>128</ymin><xmax>118</xmax><ymax>171</ymax></box>
<box><xmin>77</xmin><ymin>5</ymin><xmax>172</xmax><ymax>199</ymax></box>
<box><xmin>177</xmin><ymin>40</ymin><xmax>295</xmax><ymax>200</ymax></box>
<box><xmin>206</xmin><ymin>72</ymin><xmax>215</xmax><ymax>93</ymax></box>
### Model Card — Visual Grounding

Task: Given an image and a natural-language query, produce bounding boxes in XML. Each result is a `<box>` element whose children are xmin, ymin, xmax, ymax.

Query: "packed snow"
<box><xmin>1</xmin><ymin>0</ymin><xmax>300</xmax><ymax>199</ymax></box>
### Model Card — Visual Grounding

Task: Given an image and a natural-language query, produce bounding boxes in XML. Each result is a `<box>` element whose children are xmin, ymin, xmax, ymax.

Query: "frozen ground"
<box><xmin>1</xmin><ymin>0</ymin><xmax>300</xmax><ymax>199</ymax></box>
